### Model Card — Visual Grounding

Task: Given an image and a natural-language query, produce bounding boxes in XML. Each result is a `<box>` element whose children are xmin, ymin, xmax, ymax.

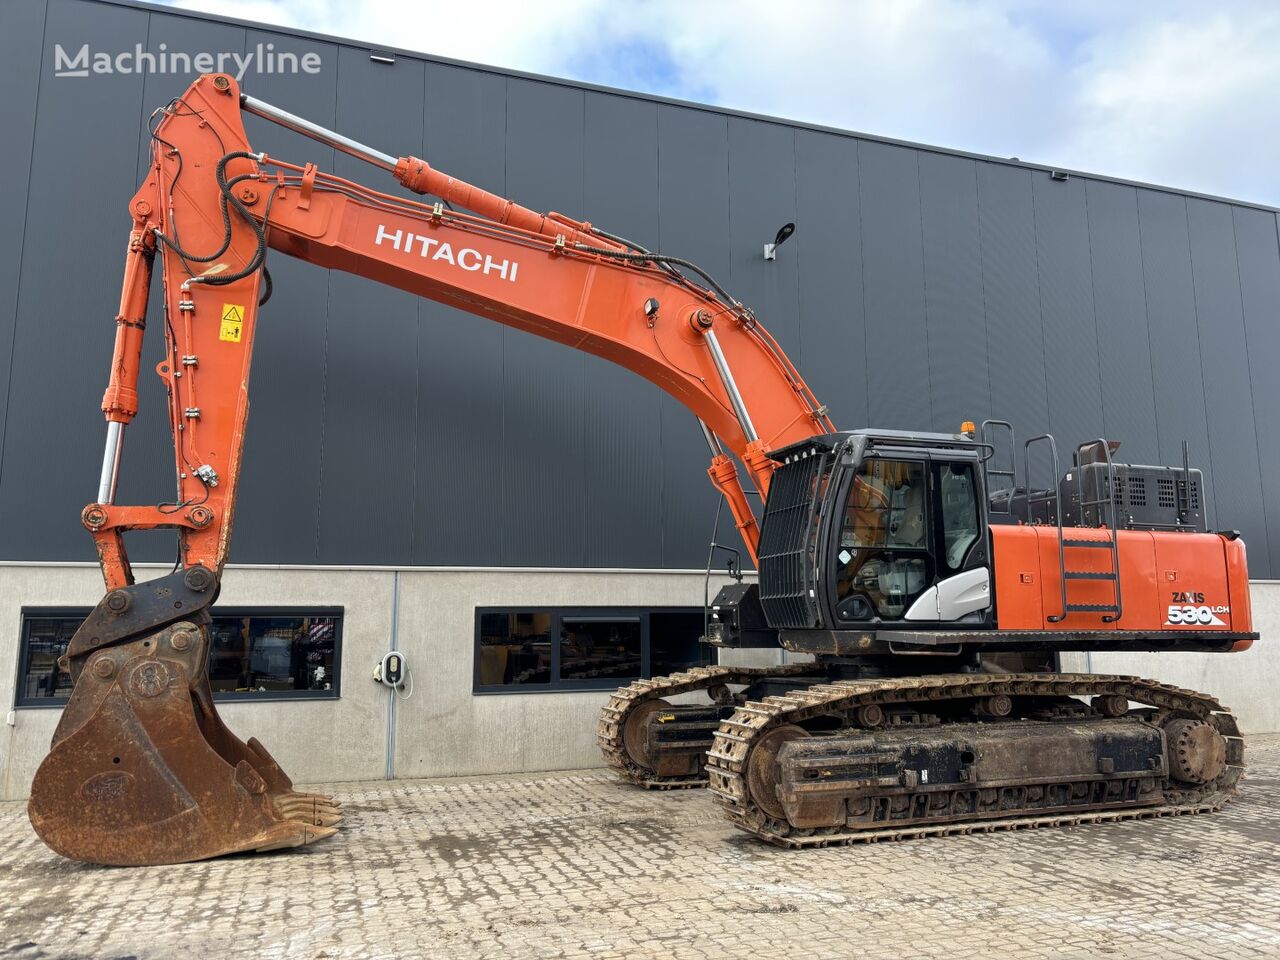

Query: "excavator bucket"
<box><xmin>28</xmin><ymin>569</ymin><xmax>340</xmax><ymax>865</ymax></box>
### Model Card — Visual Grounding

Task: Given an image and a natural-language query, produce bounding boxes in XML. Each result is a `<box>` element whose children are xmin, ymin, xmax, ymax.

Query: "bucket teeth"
<box><xmin>286</xmin><ymin>791</ymin><xmax>342</xmax><ymax>809</ymax></box>
<box><xmin>274</xmin><ymin>794</ymin><xmax>344</xmax><ymax>827</ymax></box>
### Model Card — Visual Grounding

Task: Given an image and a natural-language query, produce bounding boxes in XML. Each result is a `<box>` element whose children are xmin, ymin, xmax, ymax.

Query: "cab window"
<box><xmin>938</xmin><ymin>462</ymin><xmax>980</xmax><ymax>572</ymax></box>
<box><xmin>835</xmin><ymin>459</ymin><xmax>930</xmax><ymax>618</ymax></box>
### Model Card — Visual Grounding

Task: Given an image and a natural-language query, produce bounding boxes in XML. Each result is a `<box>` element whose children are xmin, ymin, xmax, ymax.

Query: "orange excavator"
<box><xmin>29</xmin><ymin>73</ymin><xmax>1253</xmax><ymax>865</ymax></box>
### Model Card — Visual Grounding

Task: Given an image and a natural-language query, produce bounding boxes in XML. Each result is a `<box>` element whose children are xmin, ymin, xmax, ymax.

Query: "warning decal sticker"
<box><xmin>219</xmin><ymin>303</ymin><xmax>245</xmax><ymax>343</ymax></box>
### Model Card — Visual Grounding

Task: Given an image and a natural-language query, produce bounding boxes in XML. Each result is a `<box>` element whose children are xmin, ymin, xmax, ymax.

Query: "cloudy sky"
<box><xmin>160</xmin><ymin>0</ymin><xmax>1280</xmax><ymax>207</ymax></box>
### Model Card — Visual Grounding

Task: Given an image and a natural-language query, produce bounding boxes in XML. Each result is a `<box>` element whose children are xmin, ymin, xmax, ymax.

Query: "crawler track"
<box><xmin>598</xmin><ymin>664</ymin><xmax>821</xmax><ymax>788</ymax></box>
<box><xmin>706</xmin><ymin>673</ymin><xmax>1243</xmax><ymax>847</ymax></box>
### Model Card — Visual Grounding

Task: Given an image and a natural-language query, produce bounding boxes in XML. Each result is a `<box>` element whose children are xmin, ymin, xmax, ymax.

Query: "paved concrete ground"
<box><xmin>3</xmin><ymin>738</ymin><xmax>1280</xmax><ymax>960</ymax></box>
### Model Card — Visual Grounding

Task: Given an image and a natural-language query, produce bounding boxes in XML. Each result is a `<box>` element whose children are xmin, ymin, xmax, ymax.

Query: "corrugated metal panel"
<box><xmin>793</xmin><ymin>130</ymin><xmax>866</xmax><ymax>430</ymax></box>
<box><xmin>0</xmin><ymin>0</ymin><xmax>149</xmax><ymax>561</ymax></box>
<box><xmin>413</xmin><ymin>63</ymin><xmax>506</xmax><ymax>566</ymax></box>
<box><xmin>501</xmin><ymin>78</ymin><xmax>586</xmax><ymax>566</ymax></box>
<box><xmin>1233</xmin><ymin>208</ymin><xmax>1280</xmax><ymax>574</ymax></box>
<box><xmin>1135</xmin><ymin>190</ymin><xmax>1217</xmax><ymax>528</ymax></box>
<box><xmin>976</xmin><ymin>162</ymin><xmax>1050</xmax><ymax>465</ymax></box>
<box><xmin>919</xmin><ymin>152</ymin><xmax>990</xmax><ymax>432</ymax></box>
<box><xmin>1031</xmin><ymin>173</ymin><xmax>1104</xmax><ymax>456</ymax></box>
<box><xmin>582</xmin><ymin>92</ymin><xmax>663</xmax><ymax>568</ymax></box>
<box><xmin>1084</xmin><ymin>180</ymin><xmax>1159</xmax><ymax>466</ymax></box>
<box><xmin>656</xmin><ymin>105</ymin><xmax>730</xmax><ymax>568</ymax></box>
<box><xmin>859</xmin><ymin>142</ymin><xmax>930</xmax><ymax>430</ymax></box>
<box><xmin>1186</xmin><ymin>198</ymin><xmax>1267</xmax><ymax>537</ymax></box>
<box><xmin>0</xmin><ymin>0</ymin><xmax>48</xmax><ymax>517</ymax></box>
<box><xmin>726</xmin><ymin>118</ymin><xmax>800</xmax><ymax>361</ymax></box>
<box><xmin>315</xmin><ymin>46</ymin><xmax>424</xmax><ymax>565</ymax></box>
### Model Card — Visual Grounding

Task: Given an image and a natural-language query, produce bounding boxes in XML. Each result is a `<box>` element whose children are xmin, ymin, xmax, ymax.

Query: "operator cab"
<box><xmin>756</xmin><ymin>429</ymin><xmax>992</xmax><ymax>632</ymax></box>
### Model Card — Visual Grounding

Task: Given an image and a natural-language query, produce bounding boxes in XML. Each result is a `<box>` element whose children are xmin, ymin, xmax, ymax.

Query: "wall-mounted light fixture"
<box><xmin>764</xmin><ymin>222</ymin><xmax>795</xmax><ymax>261</ymax></box>
<box><xmin>370</xmin><ymin>50</ymin><xmax>396</xmax><ymax>65</ymax></box>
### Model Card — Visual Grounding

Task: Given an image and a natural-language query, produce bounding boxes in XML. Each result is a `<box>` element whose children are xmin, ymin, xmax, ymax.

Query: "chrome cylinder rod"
<box><xmin>703</xmin><ymin>329</ymin><xmax>758</xmax><ymax>443</ymax></box>
<box><xmin>97</xmin><ymin>421</ymin><xmax>124</xmax><ymax>505</ymax></box>
<box><xmin>698</xmin><ymin>419</ymin><xmax>724</xmax><ymax>457</ymax></box>
<box><xmin>240</xmin><ymin>94</ymin><xmax>398</xmax><ymax>172</ymax></box>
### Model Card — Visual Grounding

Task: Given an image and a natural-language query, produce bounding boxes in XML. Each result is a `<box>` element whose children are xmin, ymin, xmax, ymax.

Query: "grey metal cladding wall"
<box><xmin>1136</xmin><ymin>191</ymin><xmax>1218</xmax><ymax>527</ymax></box>
<box><xmin>413</xmin><ymin>63</ymin><xmax>506</xmax><ymax>566</ymax></box>
<box><xmin>1033</xmin><ymin>175</ymin><xmax>1105</xmax><ymax>452</ymax></box>
<box><xmin>976</xmin><ymin>163</ymin><xmax>1051</xmax><ymax>445</ymax></box>
<box><xmin>0</xmin><ymin>0</ymin><xmax>150</xmax><ymax>561</ymax></box>
<box><xmin>794</xmin><ymin>131</ymin><xmax>866</xmax><ymax>430</ymax></box>
<box><xmin>318</xmin><ymin>45</ymin><xmax>424</xmax><ymax>565</ymax></box>
<box><xmin>1233</xmin><ymin>207</ymin><xmax>1280</xmax><ymax>575</ymax></box>
<box><xmin>1186</xmin><ymin>200</ymin><xmax>1268</xmax><ymax>544</ymax></box>
<box><xmin>860</xmin><ymin>142</ymin><xmax>932</xmax><ymax>429</ymax></box>
<box><xmin>581</xmin><ymin>92</ymin><xmax>663</xmax><ymax>568</ymax></box>
<box><xmin>502</xmin><ymin>78</ymin><xmax>587</xmax><ymax>567</ymax></box>
<box><xmin>919</xmin><ymin>152</ymin><xmax>990</xmax><ymax>432</ymax></box>
<box><xmin>0</xmin><ymin>0</ymin><xmax>47</xmax><ymax>529</ymax></box>
<box><xmin>727</xmin><ymin>118</ymin><xmax>800</xmax><ymax>360</ymax></box>
<box><xmin>4</xmin><ymin>0</ymin><xmax>1280</xmax><ymax>578</ymax></box>
<box><xmin>1084</xmin><ymin>180</ymin><xmax>1159</xmax><ymax>467</ymax></box>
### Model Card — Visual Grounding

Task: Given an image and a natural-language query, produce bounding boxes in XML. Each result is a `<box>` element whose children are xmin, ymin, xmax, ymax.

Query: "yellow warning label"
<box><xmin>219</xmin><ymin>303</ymin><xmax>245</xmax><ymax>343</ymax></box>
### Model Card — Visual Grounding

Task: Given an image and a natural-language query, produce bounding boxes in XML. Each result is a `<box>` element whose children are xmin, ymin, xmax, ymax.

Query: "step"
<box><xmin>1065</xmin><ymin>603</ymin><xmax>1120</xmax><ymax>613</ymax></box>
<box><xmin>1064</xmin><ymin>571</ymin><xmax>1117</xmax><ymax>580</ymax></box>
<box><xmin>1063</xmin><ymin>538</ymin><xmax>1115</xmax><ymax>548</ymax></box>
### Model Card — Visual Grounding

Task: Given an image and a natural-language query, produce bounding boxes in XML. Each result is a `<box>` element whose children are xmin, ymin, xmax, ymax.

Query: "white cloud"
<box><xmin>1062</xmin><ymin>11</ymin><xmax>1280</xmax><ymax>204</ymax></box>
<box><xmin>161</xmin><ymin>0</ymin><xmax>1280</xmax><ymax>206</ymax></box>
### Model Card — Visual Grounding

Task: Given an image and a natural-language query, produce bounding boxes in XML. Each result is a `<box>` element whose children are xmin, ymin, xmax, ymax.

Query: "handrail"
<box><xmin>1023</xmin><ymin>434</ymin><xmax>1067</xmax><ymax>622</ymax></box>
<box><xmin>980</xmin><ymin>419</ymin><xmax>1017</xmax><ymax>515</ymax></box>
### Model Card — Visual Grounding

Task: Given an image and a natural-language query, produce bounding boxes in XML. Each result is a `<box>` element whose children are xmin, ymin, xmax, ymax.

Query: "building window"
<box><xmin>474</xmin><ymin>607</ymin><xmax>709</xmax><ymax>693</ymax></box>
<box><xmin>205</xmin><ymin>612</ymin><xmax>341</xmax><ymax>700</ymax></box>
<box><xmin>14</xmin><ymin>607</ymin><xmax>342</xmax><ymax>708</ymax></box>
<box><xmin>15</xmin><ymin>613</ymin><xmax>79</xmax><ymax>705</ymax></box>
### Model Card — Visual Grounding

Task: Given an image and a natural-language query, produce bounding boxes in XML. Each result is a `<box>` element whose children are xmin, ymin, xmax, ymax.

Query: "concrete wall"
<box><xmin>2</xmin><ymin>564</ymin><xmax>1275</xmax><ymax>801</ymax></box>
<box><xmin>0</xmin><ymin>563</ymin><xmax>753</xmax><ymax>800</ymax></box>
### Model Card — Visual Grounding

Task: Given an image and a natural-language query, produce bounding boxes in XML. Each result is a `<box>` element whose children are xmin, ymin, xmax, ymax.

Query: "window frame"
<box><xmin>934</xmin><ymin>460</ymin><xmax>982</xmax><ymax>574</ymax></box>
<box><xmin>13</xmin><ymin>605</ymin><xmax>344</xmax><ymax>708</ymax></box>
<box><xmin>833</xmin><ymin>455</ymin><xmax>937</xmax><ymax>620</ymax></box>
<box><xmin>473</xmin><ymin>606</ymin><xmax>710</xmax><ymax>695</ymax></box>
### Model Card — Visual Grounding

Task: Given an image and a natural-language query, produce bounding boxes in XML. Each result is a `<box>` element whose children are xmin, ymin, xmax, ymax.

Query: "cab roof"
<box><xmin>769</xmin><ymin>428</ymin><xmax>980</xmax><ymax>461</ymax></box>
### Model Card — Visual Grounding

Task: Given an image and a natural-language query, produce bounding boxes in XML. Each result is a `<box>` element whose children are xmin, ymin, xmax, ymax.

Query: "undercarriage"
<box><xmin>599</xmin><ymin>663</ymin><xmax>1242</xmax><ymax>845</ymax></box>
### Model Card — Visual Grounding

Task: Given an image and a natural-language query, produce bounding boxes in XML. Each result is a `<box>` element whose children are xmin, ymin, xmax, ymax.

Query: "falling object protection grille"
<box><xmin>758</xmin><ymin>449</ymin><xmax>833</xmax><ymax>629</ymax></box>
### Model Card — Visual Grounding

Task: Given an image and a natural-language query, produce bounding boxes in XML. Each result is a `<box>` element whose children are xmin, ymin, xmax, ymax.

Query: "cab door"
<box><xmin>916</xmin><ymin>460</ymin><xmax>991</xmax><ymax>622</ymax></box>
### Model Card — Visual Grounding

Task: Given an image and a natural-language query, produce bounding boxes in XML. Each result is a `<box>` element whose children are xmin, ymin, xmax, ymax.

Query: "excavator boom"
<box><xmin>29</xmin><ymin>74</ymin><xmax>832</xmax><ymax>865</ymax></box>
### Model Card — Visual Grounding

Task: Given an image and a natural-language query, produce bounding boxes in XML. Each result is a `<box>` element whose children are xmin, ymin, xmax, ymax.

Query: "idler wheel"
<box><xmin>746</xmin><ymin>724</ymin><xmax>810</xmax><ymax>821</ymax></box>
<box><xmin>1164</xmin><ymin>718</ymin><xmax>1227</xmax><ymax>784</ymax></box>
<box><xmin>622</xmin><ymin>699</ymin><xmax>672</xmax><ymax>771</ymax></box>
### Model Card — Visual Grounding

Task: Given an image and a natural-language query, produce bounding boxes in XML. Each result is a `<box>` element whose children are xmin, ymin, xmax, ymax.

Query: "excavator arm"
<box><xmin>93</xmin><ymin>73</ymin><xmax>833</xmax><ymax>591</ymax></box>
<box><xmin>28</xmin><ymin>73</ymin><xmax>833</xmax><ymax>865</ymax></box>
